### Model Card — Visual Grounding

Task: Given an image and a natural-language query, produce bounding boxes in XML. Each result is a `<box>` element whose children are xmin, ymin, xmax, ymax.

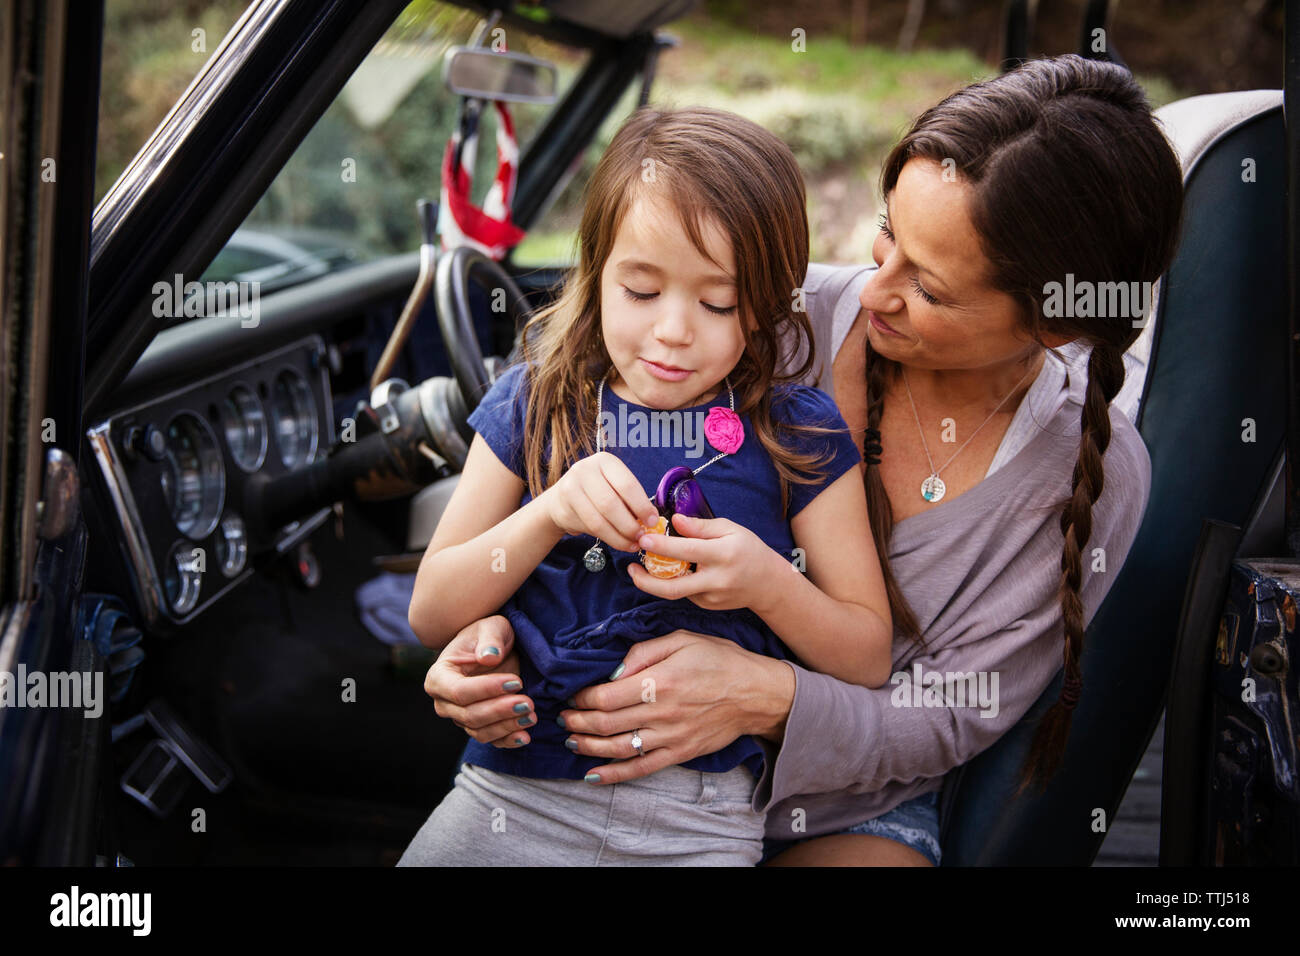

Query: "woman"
<box><xmin>411</xmin><ymin>53</ymin><xmax>1183</xmax><ymax>866</ymax></box>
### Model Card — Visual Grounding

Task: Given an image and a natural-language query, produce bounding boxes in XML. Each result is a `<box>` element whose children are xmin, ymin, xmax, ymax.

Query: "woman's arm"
<box><xmin>408</xmin><ymin>434</ymin><xmax>561</xmax><ymax>648</ymax></box>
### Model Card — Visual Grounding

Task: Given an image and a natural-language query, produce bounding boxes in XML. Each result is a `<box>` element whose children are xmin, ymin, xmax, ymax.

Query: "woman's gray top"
<box><xmin>758</xmin><ymin>264</ymin><xmax>1153</xmax><ymax>839</ymax></box>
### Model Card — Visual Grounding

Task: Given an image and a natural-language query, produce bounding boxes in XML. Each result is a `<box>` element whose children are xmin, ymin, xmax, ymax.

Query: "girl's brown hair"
<box><xmin>516</xmin><ymin>106</ymin><xmax>837</xmax><ymax>514</ymax></box>
<box><xmin>869</xmin><ymin>55</ymin><xmax>1183</xmax><ymax>794</ymax></box>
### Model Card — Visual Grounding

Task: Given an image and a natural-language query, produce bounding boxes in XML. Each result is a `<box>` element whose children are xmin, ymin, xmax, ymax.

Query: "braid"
<box><xmin>875</xmin><ymin>54</ymin><xmax>1183</xmax><ymax>792</ymax></box>
<box><xmin>1014</xmin><ymin>343</ymin><xmax>1126</xmax><ymax>796</ymax></box>
<box><xmin>862</xmin><ymin>336</ymin><xmax>923</xmax><ymax>646</ymax></box>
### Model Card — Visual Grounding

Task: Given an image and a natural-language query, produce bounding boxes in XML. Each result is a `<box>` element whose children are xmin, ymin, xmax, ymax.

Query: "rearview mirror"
<box><xmin>442</xmin><ymin>47</ymin><xmax>558</xmax><ymax>104</ymax></box>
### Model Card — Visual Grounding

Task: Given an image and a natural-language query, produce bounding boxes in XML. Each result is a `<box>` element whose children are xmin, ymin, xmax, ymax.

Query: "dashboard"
<box><xmin>86</xmin><ymin>335</ymin><xmax>335</xmax><ymax>626</ymax></box>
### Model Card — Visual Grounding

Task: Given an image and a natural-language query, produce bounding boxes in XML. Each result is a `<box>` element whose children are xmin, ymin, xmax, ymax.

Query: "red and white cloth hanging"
<box><xmin>438</xmin><ymin>99</ymin><xmax>526</xmax><ymax>259</ymax></box>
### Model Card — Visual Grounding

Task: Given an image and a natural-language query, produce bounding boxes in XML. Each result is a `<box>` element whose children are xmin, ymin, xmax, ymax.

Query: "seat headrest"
<box><xmin>1155</xmin><ymin>90</ymin><xmax>1282</xmax><ymax>177</ymax></box>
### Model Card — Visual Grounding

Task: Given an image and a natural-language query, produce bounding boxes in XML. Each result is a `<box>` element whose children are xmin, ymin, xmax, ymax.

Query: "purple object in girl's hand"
<box><xmin>639</xmin><ymin>467</ymin><xmax>717</xmax><ymax>579</ymax></box>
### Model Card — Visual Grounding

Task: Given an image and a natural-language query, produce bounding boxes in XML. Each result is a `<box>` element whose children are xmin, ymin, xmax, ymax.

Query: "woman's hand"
<box><xmin>560</xmin><ymin>629</ymin><xmax>796</xmax><ymax>784</ymax></box>
<box><xmin>539</xmin><ymin>451</ymin><xmax>658</xmax><ymax>552</ymax></box>
<box><xmin>628</xmin><ymin>512</ymin><xmax>788</xmax><ymax>615</ymax></box>
<box><xmin>423</xmin><ymin>615</ymin><xmax>537</xmax><ymax>748</ymax></box>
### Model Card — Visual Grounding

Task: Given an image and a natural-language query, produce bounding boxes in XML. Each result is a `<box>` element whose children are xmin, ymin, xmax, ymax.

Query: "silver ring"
<box><xmin>630</xmin><ymin>730</ymin><xmax>644</xmax><ymax>756</ymax></box>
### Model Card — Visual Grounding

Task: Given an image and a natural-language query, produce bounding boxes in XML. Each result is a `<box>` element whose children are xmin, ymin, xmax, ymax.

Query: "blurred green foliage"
<box><xmin>97</xmin><ymin>0</ymin><xmax>1194</xmax><ymax>271</ymax></box>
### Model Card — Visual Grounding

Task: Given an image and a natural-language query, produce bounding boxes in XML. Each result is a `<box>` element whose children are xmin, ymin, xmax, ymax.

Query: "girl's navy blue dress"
<box><xmin>461</xmin><ymin>363</ymin><xmax>861</xmax><ymax>780</ymax></box>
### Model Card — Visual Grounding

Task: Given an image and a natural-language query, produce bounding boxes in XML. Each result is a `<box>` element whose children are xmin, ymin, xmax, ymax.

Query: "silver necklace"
<box><xmin>901</xmin><ymin>361</ymin><xmax>1037</xmax><ymax>503</ymax></box>
<box><xmin>582</xmin><ymin>375</ymin><xmax>735</xmax><ymax>572</ymax></box>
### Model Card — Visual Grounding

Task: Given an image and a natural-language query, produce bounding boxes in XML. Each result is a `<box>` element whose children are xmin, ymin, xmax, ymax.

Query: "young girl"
<box><xmin>400</xmin><ymin>106</ymin><xmax>892</xmax><ymax>866</ymax></box>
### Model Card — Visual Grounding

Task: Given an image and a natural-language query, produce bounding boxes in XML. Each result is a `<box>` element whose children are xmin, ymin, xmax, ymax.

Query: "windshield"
<box><xmin>96</xmin><ymin>0</ymin><xmax>249</xmax><ymax>204</ymax></box>
<box><xmin>197</xmin><ymin>2</ymin><xmax>590</xmax><ymax>304</ymax></box>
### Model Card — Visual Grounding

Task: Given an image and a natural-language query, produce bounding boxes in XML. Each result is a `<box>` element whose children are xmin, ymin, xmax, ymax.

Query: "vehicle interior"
<box><xmin>6</xmin><ymin>0</ymin><xmax>1292</xmax><ymax>865</ymax></box>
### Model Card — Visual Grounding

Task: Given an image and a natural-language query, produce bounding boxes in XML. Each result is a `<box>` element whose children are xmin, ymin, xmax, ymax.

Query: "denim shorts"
<box><xmin>761</xmin><ymin>790</ymin><xmax>942</xmax><ymax>866</ymax></box>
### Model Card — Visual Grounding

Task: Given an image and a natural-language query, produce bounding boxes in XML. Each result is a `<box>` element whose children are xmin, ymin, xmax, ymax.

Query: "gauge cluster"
<box><xmin>87</xmin><ymin>336</ymin><xmax>334</xmax><ymax>626</ymax></box>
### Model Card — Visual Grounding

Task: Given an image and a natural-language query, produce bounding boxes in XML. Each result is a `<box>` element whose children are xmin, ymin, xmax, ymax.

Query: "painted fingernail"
<box><xmin>566</xmin><ymin>697</ymin><xmax>577</xmax><ymax>708</ymax></box>
<box><xmin>513</xmin><ymin>736</ymin><xmax>525</xmax><ymax>745</ymax></box>
<box><xmin>503</xmin><ymin>680</ymin><xmax>522</xmax><ymax>692</ymax></box>
<box><xmin>556</xmin><ymin>714</ymin><xmax>566</xmax><ymax>729</ymax></box>
<box><xmin>608</xmin><ymin>663</ymin><xmax>625</xmax><ymax>681</ymax></box>
<box><xmin>584</xmin><ymin>773</ymin><xmax>601</xmax><ymax>784</ymax></box>
<box><xmin>565</xmin><ymin>737</ymin><xmax>578</xmax><ymax>751</ymax></box>
<box><xmin>513</xmin><ymin>703</ymin><xmax>529</xmax><ymax>714</ymax></box>
<box><xmin>517</xmin><ymin>715</ymin><xmax>534</xmax><ymax>727</ymax></box>
<box><xmin>482</xmin><ymin>646</ymin><xmax>501</xmax><ymax>657</ymax></box>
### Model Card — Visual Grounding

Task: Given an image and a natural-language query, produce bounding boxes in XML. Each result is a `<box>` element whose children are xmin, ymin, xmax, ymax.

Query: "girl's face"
<box><xmin>600</xmin><ymin>191</ymin><xmax>748</xmax><ymax>411</ymax></box>
<box><xmin>861</xmin><ymin>158</ymin><xmax>1044</xmax><ymax>370</ymax></box>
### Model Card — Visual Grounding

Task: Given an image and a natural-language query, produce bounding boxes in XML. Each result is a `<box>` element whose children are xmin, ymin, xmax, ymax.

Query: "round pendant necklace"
<box><xmin>901</xmin><ymin>361</ymin><xmax>1037</xmax><ymax>503</ymax></box>
<box><xmin>582</xmin><ymin>375</ymin><xmax>737</xmax><ymax>572</ymax></box>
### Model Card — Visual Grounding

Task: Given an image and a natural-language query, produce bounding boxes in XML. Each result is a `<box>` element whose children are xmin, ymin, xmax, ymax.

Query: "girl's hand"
<box><xmin>628</xmin><ymin>512</ymin><xmax>788</xmax><ymax>614</ymax></box>
<box><xmin>423</xmin><ymin>615</ymin><xmax>537</xmax><ymax>748</ymax></box>
<box><xmin>540</xmin><ymin>451</ymin><xmax>658</xmax><ymax>552</ymax></box>
<box><xmin>559</xmin><ymin>630</ymin><xmax>796</xmax><ymax>784</ymax></box>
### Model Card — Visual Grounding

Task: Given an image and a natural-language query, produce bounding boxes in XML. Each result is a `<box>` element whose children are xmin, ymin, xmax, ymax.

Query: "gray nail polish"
<box><xmin>482</xmin><ymin>646</ymin><xmax>501</xmax><ymax>657</ymax></box>
<box><xmin>513</xmin><ymin>736</ymin><xmax>525</xmax><ymax>745</ymax></box>
<box><xmin>517</xmin><ymin>715</ymin><xmax>534</xmax><ymax>727</ymax></box>
<box><xmin>513</xmin><ymin>702</ymin><xmax>529</xmax><ymax>714</ymax></box>
<box><xmin>608</xmin><ymin>662</ymin><xmax>625</xmax><ymax>681</ymax></box>
<box><xmin>557</xmin><ymin>715</ymin><xmax>566</xmax><ymax>729</ymax></box>
<box><xmin>565</xmin><ymin>738</ymin><xmax>578</xmax><ymax>751</ymax></box>
<box><xmin>503</xmin><ymin>680</ymin><xmax>523</xmax><ymax>692</ymax></box>
<box><xmin>584</xmin><ymin>773</ymin><xmax>601</xmax><ymax>784</ymax></box>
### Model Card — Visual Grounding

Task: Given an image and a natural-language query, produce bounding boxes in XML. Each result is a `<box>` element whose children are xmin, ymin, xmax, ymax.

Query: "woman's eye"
<box><xmin>878</xmin><ymin>214</ymin><xmax>939</xmax><ymax>305</ymax></box>
<box><xmin>622</xmin><ymin>287</ymin><xmax>657</xmax><ymax>302</ymax></box>
<box><xmin>909</xmin><ymin>275</ymin><xmax>939</xmax><ymax>305</ymax></box>
<box><xmin>701</xmin><ymin>301</ymin><xmax>737</xmax><ymax>316</ymax></box>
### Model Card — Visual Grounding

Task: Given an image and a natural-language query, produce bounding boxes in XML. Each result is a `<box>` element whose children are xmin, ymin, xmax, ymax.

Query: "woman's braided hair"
<box><xmin>868</xmin><ymin>55</ymin><xmax>1184</xmax><ymax>794</ymax></box>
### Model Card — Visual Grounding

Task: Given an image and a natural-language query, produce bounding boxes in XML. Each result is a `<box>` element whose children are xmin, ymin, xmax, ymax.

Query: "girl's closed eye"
<box><xmin>622</xmin><ymin>286</ymin><xmax>658</xmax><ymax>303</ymax></box>
<box><xmin>620</xmin><ymin>285</ymin><xmax>738</xmax><ymax>315</ymax></box>
<box><xmin>877</xmin><ymin>213</ymin><xmax>940</xmax><ymax>306</ymax></box>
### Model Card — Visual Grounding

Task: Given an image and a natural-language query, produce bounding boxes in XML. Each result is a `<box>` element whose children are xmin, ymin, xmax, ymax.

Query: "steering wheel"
<box><xmin>433</xmin><ymin>245</ymin><xmax>533</xmax><ymax>413</ymax></box>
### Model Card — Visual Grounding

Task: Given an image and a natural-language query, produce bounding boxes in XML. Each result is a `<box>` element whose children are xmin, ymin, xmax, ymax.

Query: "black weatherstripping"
<box><xmin>1159</xmin><ymin>519</ymin><xmax>1243</xmax><ymax>865</ymax></box>
<box><xmin>85</xmin><ymin>0</ymin><xmax>409</xmax><ymax>418</ymax></box>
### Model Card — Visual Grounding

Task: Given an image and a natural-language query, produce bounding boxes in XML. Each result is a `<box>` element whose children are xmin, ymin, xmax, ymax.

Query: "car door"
<box><xmin>0</xmin><ymin>0</ymin><xmax>104</xmax><ymax>865</ymax></box>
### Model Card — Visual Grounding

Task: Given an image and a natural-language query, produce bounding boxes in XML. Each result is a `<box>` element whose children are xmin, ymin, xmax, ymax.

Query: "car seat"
<box><xmin>939</xmin><ymin>90</ymin><xmax>1287</xmax><ymax>864</ymax></box>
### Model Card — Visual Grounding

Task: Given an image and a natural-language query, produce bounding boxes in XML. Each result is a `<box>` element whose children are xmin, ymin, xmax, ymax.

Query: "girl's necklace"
<box><xmin>582</xmin><ymin>376</ymin><xmax>736</xmax><ymax>572</ymax></box>
<box><xmin>901</xmin><ymin>362</ymin><xmax>1036</xmax><ymax>503</ymax></box>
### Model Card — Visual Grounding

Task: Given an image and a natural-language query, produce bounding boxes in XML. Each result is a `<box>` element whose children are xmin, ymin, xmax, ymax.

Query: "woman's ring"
<box><xmin>631</xmin><ymin>730</ymin><xmax>644</xmax><ymax>756</ymax></box>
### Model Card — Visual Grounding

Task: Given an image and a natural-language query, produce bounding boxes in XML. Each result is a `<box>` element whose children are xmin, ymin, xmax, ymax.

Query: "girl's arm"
<box><xmin>757</xmin><ymin>466</ymin><xmax>893</xmax><ymax>687</ymax></box>
<box><xmin>410</xmin><ymin>438</ymin><xmax>659</xmax><ymax>650</ymax></box>
<box><xmin>628</xmin><ymin>467</ymin><xmax>893</xmax><ymax>688</ymax></box>
<box><xmin>407</xmin><ymin>434</ymin><xmax>561</xmax><ymax>649</ymax></box>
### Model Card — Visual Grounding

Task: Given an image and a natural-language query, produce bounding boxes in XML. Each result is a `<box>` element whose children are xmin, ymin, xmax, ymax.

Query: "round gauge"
<box><xmin>219</xmin><ymin>385</ymin><xmax>267</xmax><ymax>471</ymax></box>
<box><xmin>215</xmin><ymin>513</ymin><xmax>248</xmax><ymax>578</ymax></box>
<box><xmin>159</xmin><ymin>412</ymin><xmax>225</xmax><ymax>540</ymax></box>
<box><xmin>271</xmin><ymin>370</ymin><xmax>318</xmax><ymax>468</ymax></box>
<box><xmin>163</xmin><ymin>540</ymin><xmax>204</xmax><ymax>614</ymax></box>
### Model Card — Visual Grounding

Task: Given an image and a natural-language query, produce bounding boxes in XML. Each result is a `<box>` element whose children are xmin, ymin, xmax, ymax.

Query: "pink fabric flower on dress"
<box><xmin>704</xmin><ymin>407</ymin><xmax>744</xmax><ymax>454</ymax></box>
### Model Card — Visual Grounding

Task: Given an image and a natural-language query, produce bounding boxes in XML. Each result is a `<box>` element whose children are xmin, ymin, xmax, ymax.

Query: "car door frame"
<box><xmin>0</xmin><ymin>0</ymin><xmax>104</xmax><ymax>865</ymax></box>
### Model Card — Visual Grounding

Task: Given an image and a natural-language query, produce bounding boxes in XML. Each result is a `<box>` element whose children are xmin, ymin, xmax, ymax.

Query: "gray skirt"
<box><xmin>397</xmin><ymin>763</ymin><xmax>765</xmax><ymax>867</ymax></box>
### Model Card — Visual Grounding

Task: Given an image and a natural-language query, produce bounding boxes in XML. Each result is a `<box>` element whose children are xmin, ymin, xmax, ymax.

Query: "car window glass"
<box><xmin>509</xmin><ymin>80</ymin><xmax>642</xmax><ymax>268</ymax></box>
<box><xmin>96</xmin><ymin>0</ymin><xmax>250</xmax><ymax>204</ymax></box>
<box><xmin>197</xmin><ymin>1</ymin><xmax>591</xmax><ymax>299</ymax></box>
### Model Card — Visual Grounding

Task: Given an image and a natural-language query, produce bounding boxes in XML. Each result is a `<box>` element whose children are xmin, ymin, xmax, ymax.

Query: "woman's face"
<box><xmin>860</xmin><ymin>157</ymin><xmax>1044</xmax><ymax>371</ymax></box>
